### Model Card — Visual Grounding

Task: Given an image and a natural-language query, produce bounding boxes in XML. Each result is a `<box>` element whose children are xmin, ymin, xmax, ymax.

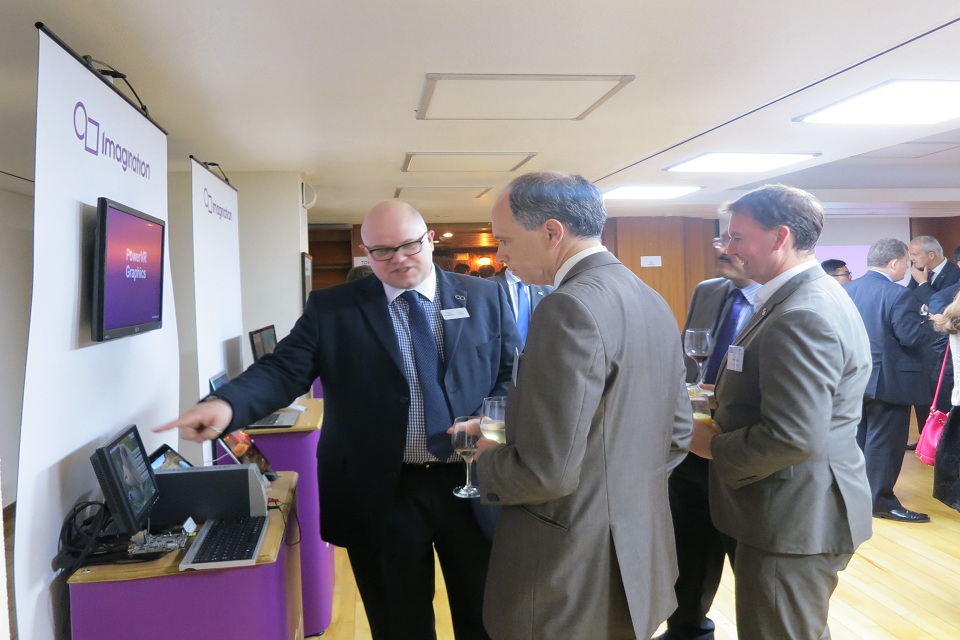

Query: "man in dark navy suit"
<box><xmin>844</xmin><ymin>238</ymin><xmax>934</xmax><ymax>523</ymax></box>
<box><xmin>491</xmin><ymin>266</ymin><xmax>552</xmax><ymax>346</ymax></box>
<box><xmin>158</xmin><ymin>200</ymin><xmax>521</xmax><ymax>640</ymax></box>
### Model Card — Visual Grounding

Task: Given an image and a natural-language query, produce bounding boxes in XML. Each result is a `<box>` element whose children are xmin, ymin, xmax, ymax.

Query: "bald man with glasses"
<box><xmin>158</xmin><ymin>200</ymin><xmax>521</xmax><ymax>640</ymax></box>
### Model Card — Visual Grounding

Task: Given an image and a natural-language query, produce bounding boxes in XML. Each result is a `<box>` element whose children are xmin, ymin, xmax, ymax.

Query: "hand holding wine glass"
<box><xmin>451</xmin><ymin>416</ymin><xmax>481</xmax><ymax>498</ymax></box>
<box><xmin>684</xmin><ymin>329</ymin><xmax>714</xmax><ymax>387</ymax></box>
<box><xmin>480</xmin><ymin>396</ymin><xmax>507</xmax><ymax>444</ymax></box>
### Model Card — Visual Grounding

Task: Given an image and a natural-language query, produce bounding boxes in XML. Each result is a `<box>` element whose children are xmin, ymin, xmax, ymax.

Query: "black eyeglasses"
<box><xmin>832</xmin><ymin>271</ymin><xmax>853</xmax><ymax>278</ymax></box>
<box><xmin>366</xmin><ymin>232</ymin><xmax>429</xmax><ymax>261</ymax></box>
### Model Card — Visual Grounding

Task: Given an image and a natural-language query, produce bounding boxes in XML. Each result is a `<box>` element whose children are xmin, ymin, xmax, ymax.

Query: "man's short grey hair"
<box><xmin>505</xmin><ymin>171</ymin><xmax>606</xmax><ymax>238</ymax></box>
<box><xmin>911</xmin><ymin>235</ymin><xmax>944</xmax><ymax>259</ymax></box>
<box><xmin>867</xmin><ymin>238</ymin><xmax>908</xmax><ymax>267</ymax></box>
<box><xmin>720</xmin><ymin>184</ymin><xmax>823</xmax><ymax>253</ymax></box>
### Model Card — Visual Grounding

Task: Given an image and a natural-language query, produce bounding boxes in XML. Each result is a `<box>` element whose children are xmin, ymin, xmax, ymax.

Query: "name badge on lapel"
<box><xmin>441</xmin><ymin>308</ymin><xmax>469</xmax><ymax>320</ymax></box>
<box><xmin>726</xmin><ymin>345</ymin><xmax>745</xmax><ymax>372</ymax></box>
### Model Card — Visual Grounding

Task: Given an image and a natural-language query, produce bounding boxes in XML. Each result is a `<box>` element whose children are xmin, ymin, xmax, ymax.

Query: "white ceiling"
<box><xmin>3</xmin><ymin>1</ymin><xmax>960</xmax><ymax>224</ymax></box>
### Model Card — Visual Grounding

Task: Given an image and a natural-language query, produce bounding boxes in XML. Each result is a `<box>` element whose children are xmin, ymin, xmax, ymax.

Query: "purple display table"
<box><xmin>68</xmin><ymin>473</ymin><xmax>303</xmax><ymax>640</ymax></box>
<box><xmin>247</xmin><ymin>399</ymin><xmax>334</xmax><ymax>637</ymax></box>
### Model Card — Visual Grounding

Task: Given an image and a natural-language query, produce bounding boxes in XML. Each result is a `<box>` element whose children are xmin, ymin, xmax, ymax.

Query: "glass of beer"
<box><xmin>480</xmin><ymin>396</ymin><xmax>507</xmax><ymax>444</ymax></box>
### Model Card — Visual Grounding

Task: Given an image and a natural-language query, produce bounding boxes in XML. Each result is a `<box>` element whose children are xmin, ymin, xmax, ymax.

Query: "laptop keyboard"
<box><xmin>179</xmin><ymin>515</ymin><xmax>267</xmax><ymax>570</ymax></box>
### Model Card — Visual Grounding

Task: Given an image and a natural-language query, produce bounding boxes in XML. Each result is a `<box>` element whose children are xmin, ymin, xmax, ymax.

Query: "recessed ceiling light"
<box><xmin>798</xmin><ymin>80</ymin><xmax>960</xmax><ymax>125</ymax></box>
<box><xmin>442</xmin><ymin>232</ymin><xmax>454</xmax><ymax>238</ymax></box>
<box><xmin>666</xmin><ymin>153</ymin><xmax>817</xmax><ymax>173</ymax></box>
<box><xmin>603</xmin><ymin>186</ymin><xmax>701</xmax><ymax>200</ymax></box>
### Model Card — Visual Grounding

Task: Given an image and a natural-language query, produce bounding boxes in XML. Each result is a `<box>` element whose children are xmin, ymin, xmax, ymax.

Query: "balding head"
<box><xmin>359</xmin><ymin>201</ymin><xmax>435</xmax><ymax>290</ymax></box>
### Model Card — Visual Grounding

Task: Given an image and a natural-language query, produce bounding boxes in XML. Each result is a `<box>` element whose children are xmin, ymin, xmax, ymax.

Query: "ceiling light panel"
<box><xmin>666</xmin><ymin>152</ymin><xmax>818</xmax><ymax>173</ymax></box>
<box><xmin>798</xmin><ymin>80</ymin><xmax>960</xmax><ymax>125</ymax></box>
<box><xmin>603</xmin><ymin>186</ymin><xmax>702</xmax><ymax>200</ymax></box>
<box><xmin>394</xmin><ymin>186</ymin><xmax>492</xmax><ymax>199</ymax></box>
<box><xmin>417</xmin><ymin>73</ymin><xmax>633</xmax><ymax>120</ymax></box>
<box><xmin>403</xmin><ymin>152</ymin><xmax>536</xmax><ymax>172</ymax></box>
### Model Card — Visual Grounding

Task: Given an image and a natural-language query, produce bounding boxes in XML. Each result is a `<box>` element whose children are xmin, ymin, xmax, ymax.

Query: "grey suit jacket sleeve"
<box><xmin>712</xmin><ymin>307</ymin><xmax>842</xmax><ymax>486</ymax></box>
<box><xmin>478</xmin><ymin>291</ymin><xmax>604</xmax><ymax>504</ymax></box>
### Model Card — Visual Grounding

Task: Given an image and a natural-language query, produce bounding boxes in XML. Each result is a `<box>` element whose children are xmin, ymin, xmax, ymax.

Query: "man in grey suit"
<box><xmin>491</xmin><ymin>266</ymin><xmax>553</xmax><ymax>345</ymax></box>
<box><xmin>690</xmin><ymin>184</ymin><xmax>873</xmax><ymax>640</ymax></box>
<box><xmin>474</xmin><ymin>171</ymin><xmax>692</xmax><ymax>640</ymax></box>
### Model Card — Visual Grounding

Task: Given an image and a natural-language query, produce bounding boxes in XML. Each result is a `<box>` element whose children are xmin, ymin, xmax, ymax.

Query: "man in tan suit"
<box><xmin>474</xmin><ymin>171</ymin><xmax>692</xmax><ymax>639</ymax></box>
<box><xmin>690</xmin><ymin>184</ymin><xmax>873</xmax><ymax>640</ymax></box>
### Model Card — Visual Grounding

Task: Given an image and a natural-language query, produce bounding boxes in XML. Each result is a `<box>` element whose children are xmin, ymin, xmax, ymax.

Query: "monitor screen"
<box><xmin>209</xmin><ymin>370</ymin><xmax>230</xmax><ymax>393</ymax></box>
<box><xmin>249</xmin><ymin>325</ymin><xmax>277</xmax><ymax>363</ymax></box>
<box><xmin>91</xmin><ymin>197</ymin><xmax>165</xmax><ymax>342</ymax></box>
<box><xmin>89</xmin><ymin>425</ymin><xmax>160</xmax><ymax>537</ymax></box>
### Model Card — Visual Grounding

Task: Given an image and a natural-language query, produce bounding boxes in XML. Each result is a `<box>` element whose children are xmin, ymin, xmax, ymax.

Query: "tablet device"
<box><xmin>148</xmin><ymin>444</ymin><xmax>194</xmax><ymax>471</ymax></box>
<box><xmin>218</xmin><ymin>432</ymin><xmax>277</xmax><ymax>481</ymax></box>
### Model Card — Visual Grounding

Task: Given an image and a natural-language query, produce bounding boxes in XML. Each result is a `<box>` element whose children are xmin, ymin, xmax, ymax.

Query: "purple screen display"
<box><xmin>102</xmin><ymin>205</ymin><xmax>163</xmax><ymax>330</ymax></box>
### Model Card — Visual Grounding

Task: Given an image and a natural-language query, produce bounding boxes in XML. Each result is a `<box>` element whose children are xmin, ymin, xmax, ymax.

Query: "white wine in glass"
<box><xmin>480</xmin><ymin>396</ymin><xmax>507</xmax><ymax>444</ymax></box>
<box><xmin>684</xmin><ymin>329</ymin><xmax>714</xmax><ymax>387</ymax></box>
<box><xmin>451</xmin><ymin>417</ymin><xmax>481</xmax><ymax>499</ymax></box>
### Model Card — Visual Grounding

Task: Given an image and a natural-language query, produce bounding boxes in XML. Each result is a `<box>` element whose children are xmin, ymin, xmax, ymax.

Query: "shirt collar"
<box><xmin>868</xmin><ymin>267</ymin><xmax>894</xmax><ymax>282</ymax></box>
<box><xmin>504</xmin><ymin>269</ymin><xmax>521</xmax><ymax>285</ymax></box>
<box><xmin>382</xmin><ymin>264</ymin><xmax>438</xmax><ymax>304</ymax></box>
<box><xmin>554</xmin><ymin>245</ymin><xmax>607</xmax><ymax>288</ymax></box>
<box><xmin>736</xmin><ymin>282</ymin><xmax>762</xmax><ymax>307</ymax></box>
<box><xmin>754</xmin><ymin>259</ymin><xmax>818</xmax><ymax>310</ymax></box>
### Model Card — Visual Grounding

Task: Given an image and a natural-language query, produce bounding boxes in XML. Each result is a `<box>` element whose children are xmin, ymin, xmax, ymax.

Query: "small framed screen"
<box><xmin>89</xmin><ymin>425</ymin><xmax>160</xmax><ymax>537</ymax></box>
<box><xmin>249</xmin><ymin>325</ymin><xmax>277</xmax><ymax>363</ymax></box>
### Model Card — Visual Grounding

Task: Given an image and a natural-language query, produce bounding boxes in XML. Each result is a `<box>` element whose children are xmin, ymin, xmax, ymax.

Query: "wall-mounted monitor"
<box><xmin>249</xmin><ymin>325</ymin><xmax>277</xmax><ymax>363</ymax></box>
<box><xmin>89</xmin><ymin>425</ymin><xmax>160</xmax><ymax>537</ymax></box>
<box><xmin>91</xmin><ymin>197</ymin><xmax>165</xmax><ymax>342</ymax></box>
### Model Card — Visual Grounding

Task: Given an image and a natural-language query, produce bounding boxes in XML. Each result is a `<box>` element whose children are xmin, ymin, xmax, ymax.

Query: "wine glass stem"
<box><xmin>697</xmin><ymin>363</ymin><xmax>705</xmax><ymax>386</ymax></box>
<box><xmin>463</xmin><ymin>456</ymin><xmax>474</xmax><ymax>488</ymax></box>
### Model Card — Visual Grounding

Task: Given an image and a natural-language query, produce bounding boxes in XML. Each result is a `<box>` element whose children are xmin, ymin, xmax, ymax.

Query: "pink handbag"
<box><xmin>917</xmin><ymin>343</ymin><xmax>951</xmax><ymax>466</ymax></box>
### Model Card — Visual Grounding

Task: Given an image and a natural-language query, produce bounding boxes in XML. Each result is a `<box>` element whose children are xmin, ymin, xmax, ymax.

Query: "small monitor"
<box><xmin>89</xmin><ymin>425</ymin><xmax>160</xmax><ymax>537</ymax></box>
<box><xmin>91</xmin><ymin>198</ymin><xmax>165</xmax><ymax>342</ymax></box>
<box><xmin>209</xmin><ymin>370</ymin><xmax>230</xmax><ymax>393</ymax></box>
<box><xmin>249</xmin><ymin>325</ymin><xmax>277</xmax><ymax>363</ymax></box>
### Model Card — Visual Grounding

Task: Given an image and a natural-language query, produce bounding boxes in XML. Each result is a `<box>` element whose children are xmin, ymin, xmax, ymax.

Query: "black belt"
<box><xmin>402</xmin><ymin>462</ymin><xmax>459</xmax><ymax>470</ymax></box>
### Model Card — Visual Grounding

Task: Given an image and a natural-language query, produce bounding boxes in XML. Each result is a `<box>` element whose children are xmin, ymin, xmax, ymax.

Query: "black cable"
<box><xmin>81</xmin><ymin>55</ymin><xmax>149</xmax><ymax>116</ymax></box>
<box><xmin>267</xmin><ymin>499</ymin><xmax>302</xmax><ymax>546</ymax></box>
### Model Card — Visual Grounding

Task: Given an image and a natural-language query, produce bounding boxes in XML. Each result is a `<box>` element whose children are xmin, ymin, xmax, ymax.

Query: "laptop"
<box><xmin>208</xmin><ymin>371</ymin><xmax>299</xmax><ymax>428</ymax></box>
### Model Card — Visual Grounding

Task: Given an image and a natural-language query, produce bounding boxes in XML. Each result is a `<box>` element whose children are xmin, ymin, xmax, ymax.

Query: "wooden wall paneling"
<box><xmin>910</xmin><ymin>216</ymin><xmax>960</xmax><ymax>262</ymax></box>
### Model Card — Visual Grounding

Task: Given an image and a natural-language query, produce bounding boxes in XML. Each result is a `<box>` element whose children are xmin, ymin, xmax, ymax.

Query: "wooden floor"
<box><xmin>321</xmin><ymin>450</ymin><xmax>960</xmax><ymax>640</ymax></box>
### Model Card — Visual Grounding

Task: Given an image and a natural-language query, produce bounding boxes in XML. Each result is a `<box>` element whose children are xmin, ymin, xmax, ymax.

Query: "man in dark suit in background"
<box><xmin>907</xmin><ymin>236</ymin><xmax>960</xmax><ymax>437</ymax></box>
<box><xmin>492</xmin><ymin>266</ymin><xmax>553</xmax><ymax>346</ymax></box>
<box><xmin>656</xmin><ymin>235</ymin><xmax>759</xmax><ymax>640</ymax></box>
<box><xmin>843</xmin><ymin>238</ymin><xmax>933</xmax><ymax>523</ymax></box>
<box><xmin>157</xmin><ymin>200</ymin><xmax>521</xmax><ymax>640</ymax></box>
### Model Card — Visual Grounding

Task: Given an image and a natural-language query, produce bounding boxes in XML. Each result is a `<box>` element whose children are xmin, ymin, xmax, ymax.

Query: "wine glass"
<box><xmin>684</xmin><ymin>329</ymin><xmax>714</xmax><ymax>387</ymax></box>
<box><xmin>451</xmin><ymin>416</ymin><xmax>481</xmax><ymax>499</ymax></box>
<box><xmin>480</xmin><ymin>396</ymin><xmax>507</xmax><ymax>444</ymax></box>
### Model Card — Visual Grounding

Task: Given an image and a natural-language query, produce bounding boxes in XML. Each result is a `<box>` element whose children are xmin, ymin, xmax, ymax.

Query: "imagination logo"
<box><xmin>73</xmin><ymin>101</ymin><xmax>151</xmax><ymax>180</ymax></box>
<box><xmin>203</xmin><ymin>188</ymin><xmax>234</xmax><ymax>221</ymax></box>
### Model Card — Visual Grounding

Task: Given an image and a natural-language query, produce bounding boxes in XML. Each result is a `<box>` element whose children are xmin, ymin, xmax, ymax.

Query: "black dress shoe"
<box><xmin>906</xmin><ymin>442</ymin><xmax>918</xmax><ymax>451</ymax></box>
<box><xmin>873</xmin><ymin>508</ymin><xmax>931</xmax><ymax>523</ymax></box>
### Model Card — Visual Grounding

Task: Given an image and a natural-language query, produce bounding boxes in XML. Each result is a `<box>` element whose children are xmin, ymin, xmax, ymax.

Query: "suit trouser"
<box><xmin>857</xmin><ymin>398</ymin><xmax>910</xmax><ymax>511</ymax></box>
<box><xmin>346</xmin><ymin>463</ymin><xmax>492</xmax><ymax>640</ymax></box>
<box><xmin>734</xmin><ymin>543</ymin><xmax>852</xmax><ymax>640</ymax></box>
<box><xmin>664</xmin><ymin>454</ymin><xmax>736</xmax><ymax>639</ymax></box>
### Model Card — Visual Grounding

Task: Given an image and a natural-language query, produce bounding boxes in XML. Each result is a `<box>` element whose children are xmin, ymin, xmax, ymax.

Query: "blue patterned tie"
<box><xmin>515</xmin><ymin>281</ymin><xmax>531</xmax><ymax>344</ymax></box>
<box><xmin>703</xmin><ymin>289</ymin><xmax>746</xmax><ymax>385</ymax></box>
<box><xmin>400</xmin><ymin>290</ymin><xmax>453</xmax><ymax>459</ymax></box>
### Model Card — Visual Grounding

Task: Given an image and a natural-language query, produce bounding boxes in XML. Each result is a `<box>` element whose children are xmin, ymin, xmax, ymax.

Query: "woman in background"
<box><xmin>930</xmin><ymin>294</ymin><xmax>960</xmax><ymax>510</ymax></box>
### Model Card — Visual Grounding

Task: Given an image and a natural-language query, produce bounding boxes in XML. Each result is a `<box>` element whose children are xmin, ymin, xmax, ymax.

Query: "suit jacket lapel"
<box><xmin>436</xmin><ymin>270</ymin><xmax>469</xmax><ymax>372</ymax></box>
<box><xmin>355</xmin><ymin>277</ymin><xmax>406</xmax><ymax>374</ymax></box>
<box><xmin>715</xmin><ymin>266</ymin><xmax>824</xmax><ymax>386</ymax></box>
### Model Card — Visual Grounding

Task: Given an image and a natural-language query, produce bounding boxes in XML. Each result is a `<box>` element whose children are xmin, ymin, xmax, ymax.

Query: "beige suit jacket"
<box><xmin>710</xmin><ymin>266</ymin><xmax>873</xmax><ymax>554</ymax></box>
<box><xmin>476</xmin><ymin>252</ymin><xmax>692</xmax><ymax>640</ymax></box>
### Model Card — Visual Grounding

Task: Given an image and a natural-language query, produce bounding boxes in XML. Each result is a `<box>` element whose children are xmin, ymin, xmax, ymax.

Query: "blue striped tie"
<box><xmin>400</xmin><ymin>290</ymin><xmax>453</xmax><ymax>459</ymax></box>
<box><xmin>515</xmin><ymin>281</ymin><xmax>531</xmax><ymax>344</ymax></box>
